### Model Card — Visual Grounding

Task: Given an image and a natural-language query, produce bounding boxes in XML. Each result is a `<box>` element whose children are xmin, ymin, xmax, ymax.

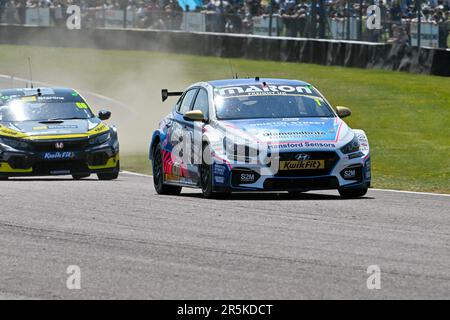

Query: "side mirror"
<box><xmin>336</xmin><ymin>106</ymin><xmax>352</xmax><ymax>118</ymax></box>
<box><xmin>98</xmin><ymin>110</ymin><xmax>111</xmax><ymax>121</ymax></box>
<box><xmin>184</xmin><ymin>110</ymin><xmax>206</xmax><ymax>122</ymax></box>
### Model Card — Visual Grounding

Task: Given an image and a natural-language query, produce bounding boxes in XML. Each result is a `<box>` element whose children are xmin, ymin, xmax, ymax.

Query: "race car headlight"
<box><xmin>340</xmin><ymin>135</ymin><xmax>360</xmax><ymax>154</ymax></box>
<box><xmin>89</xmin><ymin>132</ymin><xmax>111</xmax><ymax>145</ymax></box>
<box><xmin>0</xmin><ymin>136</ymin><xmax>29</xmax><ymax>150</ymax></box>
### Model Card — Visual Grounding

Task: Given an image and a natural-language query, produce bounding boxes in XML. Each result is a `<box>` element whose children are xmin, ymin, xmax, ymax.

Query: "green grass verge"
<box><xmin>121</xmin><ymin>154</ymin><xmax>152</xmax><ymax>176</ymax></box>
<box><xmin>0</xmin><ymin>45</ymin><xmax>448</xmax><ymax>193</ymax></box>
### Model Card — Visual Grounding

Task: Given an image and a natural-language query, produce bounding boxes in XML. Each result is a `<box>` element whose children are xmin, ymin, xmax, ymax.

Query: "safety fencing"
<box><xmin>0</xmin><ymin>25</ymin><xmax>448</xmax><ymax>77</ymax></box>
<box><xmin>1</xmin><ymin>8</ymin><xmax>448</xmax><ymax>49</ymax></box>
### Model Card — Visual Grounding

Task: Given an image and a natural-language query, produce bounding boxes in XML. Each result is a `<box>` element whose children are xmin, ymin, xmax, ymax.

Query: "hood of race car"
<box><xmin>216</xmin><ymin>117</ymin><xmax>352</xmax><ymax>149</ymax></box>
<box><xmin>0</xmin><ymin>118</ymin><xmax>107</xmax><ymax>139</ymax></box>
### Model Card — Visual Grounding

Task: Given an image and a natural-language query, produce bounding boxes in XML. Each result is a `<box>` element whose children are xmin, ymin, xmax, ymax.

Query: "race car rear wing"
<box><xmin>161</xmin><ymin>89</ymin><xmax>183</xmax><ymax>102</ymax></box>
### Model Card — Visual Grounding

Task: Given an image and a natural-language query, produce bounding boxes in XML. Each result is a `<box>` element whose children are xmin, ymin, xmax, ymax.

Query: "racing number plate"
<box><xmin>279</xmin><ymin>160</ymin><xmax>325</xmax><ymax>170</ymax></box>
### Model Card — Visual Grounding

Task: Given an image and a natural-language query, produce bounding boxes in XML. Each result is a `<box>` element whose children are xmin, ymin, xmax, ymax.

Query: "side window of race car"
<box><xmin>179</xmin><ymin>89</ymin><xmax>198</xmax><ymax>115</ymax></box>
<box><xmin>192</xmin><ymin>89</ymin><xmax>209</xmax><ymax>119</ymax></box>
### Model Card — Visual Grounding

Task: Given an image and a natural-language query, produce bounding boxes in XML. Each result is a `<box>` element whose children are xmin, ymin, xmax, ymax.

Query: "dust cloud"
<box><xmin>0</xmin><ymin>47</ymin><xmax>194</xmax><ymax>155</ymax></box>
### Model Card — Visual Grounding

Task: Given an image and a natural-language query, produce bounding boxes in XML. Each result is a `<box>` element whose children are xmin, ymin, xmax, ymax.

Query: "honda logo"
<box><xmin>294</xmin><ymin>153</ymin><xmax>310</xmax><ymax>161</ymax></box>
<box><xmin>55</xmin><ymin>142</ymin><xmax>64</xmax><ymax>149</ymax></box>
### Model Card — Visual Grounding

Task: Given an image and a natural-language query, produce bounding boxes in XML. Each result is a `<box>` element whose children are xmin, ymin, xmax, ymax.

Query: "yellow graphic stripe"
<box><xmin>87</xmin><ymin>123</ymin><xmax>110</xmax><ymax>136</ymax></box>
<box><xmin>0</xmin><ymin>123</ymin><xmax>110</xmax><ymax>141</ymax></box>
<box><xmin>0</xmin><ymin>162</ymin><xmax>32</xmax><ymax>173</ymax></box>
<box><xmin>0</xmin><ymin>126</ymin><xmax>28</xmax><ymax>139</ymax></box>
<box><xmin>88</xmin><ymin>154</ymin><xmax>119</xmax><ymax>170</ymax></box>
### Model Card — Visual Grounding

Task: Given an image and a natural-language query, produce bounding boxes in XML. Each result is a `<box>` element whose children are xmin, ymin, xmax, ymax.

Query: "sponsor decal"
<box><xmin>37</xmin><ymin>96</ymin><xmax>64</xmax><ymax>101</ymax></box>
<box><xmin>340</xmin><ymin>166</ymin><xmax>362</xmax><ymax>181</ymax></box>
<box><xmin>213</xmin><ymin>165</ymin><xmax>226</xmax><ymax>176</ymax></box>
<box><xmin>76</xmin><ymin>102</ymin><xmax>88</xmax><ymax>109</ymax></box>
<box><xmin>280</xmin><ymin>160</ymin><xmax>325</xmax><ymax>170</ymax></box>
<box><xmin>33</xmin><ymin>126</ymin><xmax>48</xmax><ymax>131</ymax></box>
<box><xmin>43</xmin><ymin>152</ymin><xmax>75</xmax><ymax>160</ymax></box>
<box><xmin>240</xmin><ymin>172</ymin><xmax>256</xmax><ymax>183</ymax></box>
<box><xmin>90</xmin><ymin>123</ymin><xmax>108</xmax><ymax>134</ymax></box>
<box><xmin>343</xmin><ymin>169</ymin><xmax>356</xmax><ymax>179</ymax></box>
<box><xmin>21</xmin><ymin>96</ymin><xmax>37</xmax><ymax>102</ymax></box>
<box><xmin>254</xmin><ymin>121</ymin><xmax>326</xmax><ymax>127</ymax></box>
<box><xmin>270</xmin><ymin>142</ymin><xmax>337</xmax><ymax>150</ymax></box>
<box><xmin>48</xmin><ymin>125</ymin><xmax>78</xmax><ymax>129</ymax></box>
<box><xmin>165</xmin><ymin>173</ymin><xmax>178</xmax><ymax>181</ymax></box>
<box><xmin>263</xmin><ymin>131</ymin><xmax>326</xmax><ymax>138</ymax></box>
<box><xmin>356</xmin><ymin>132</ymin><xmax>370</xmax><ymax>152</ymax></box>
<box><xmin>217</xmin><ymin>85</ymin><xmax>315</xmax><ymax>97</ymax></box>
<box><xmin>214</xmin><ymin>176</ymin><xmax>225</xmax><ymax>183</ymax></box>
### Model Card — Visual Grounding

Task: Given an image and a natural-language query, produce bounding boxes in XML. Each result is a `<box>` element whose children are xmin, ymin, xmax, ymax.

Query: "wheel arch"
<box><xmin>149</xmin><ymin>131</ymin><xmax>162</xmax><ymax>161</ymax></box>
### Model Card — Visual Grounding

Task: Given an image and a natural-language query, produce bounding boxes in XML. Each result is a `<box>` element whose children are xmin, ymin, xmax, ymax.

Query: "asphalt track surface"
<box><xmin>0</xmin><ymin>172</ymin><xmax>449</xmax><ymax>300</ymax></box>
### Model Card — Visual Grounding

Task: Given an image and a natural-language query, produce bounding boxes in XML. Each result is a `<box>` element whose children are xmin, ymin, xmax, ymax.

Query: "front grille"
<box><xmin>33</xmin><ymin>161</ymin><xmax>89</xmax><ymax>175</ymax></box>
<box><xmin>30</xmin><ymin>139</ymin><xmax>89</xmax><ymax>152</ymax></box>
<box><xmin>8</xmin><ymin>155</ymin><xmax>31</xmax><ymax>169</ymax></box>
<box><xmin>274</xmin><ymin>151</ymin><xmax>339</xmax><ymax>177</ymax></box>
<box><xmin>264</xmin><ymin>177</ymin><xmax>339</xmax><ymax>191</ymax></box>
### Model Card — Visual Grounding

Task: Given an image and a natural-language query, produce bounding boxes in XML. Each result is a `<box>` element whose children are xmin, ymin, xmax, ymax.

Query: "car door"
<box><xmin>169</xmin><ymin>88</ymin><xmax>199</xmax><ymax>184</ymax></box>
<box><xmin>189</xmin><ymin>88</ymin><xmax>210</xmax><ymax>184</ymax></box>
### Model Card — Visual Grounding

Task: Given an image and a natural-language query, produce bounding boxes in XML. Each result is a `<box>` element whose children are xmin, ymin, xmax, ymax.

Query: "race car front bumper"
<box><xmin>0</xmin><ymin>139</ymin><xmax>119</xmax><ymax>177</ymax></box>
<box><xmin>211</xmin><ymin>150</ymin><xmax>371</xmax><ymax>192</ymax></box>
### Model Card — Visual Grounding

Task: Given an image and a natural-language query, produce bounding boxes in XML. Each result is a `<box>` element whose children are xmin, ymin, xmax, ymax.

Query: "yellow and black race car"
<box><xmin>0</xmin><ymin>87</ymin><xmax>119</xmax><ymax>180</ymax></box>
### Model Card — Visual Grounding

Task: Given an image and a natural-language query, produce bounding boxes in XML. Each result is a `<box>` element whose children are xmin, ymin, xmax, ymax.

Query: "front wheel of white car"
<box><xmin>200</xmin><ymin>143</ymin><xmax>229</xmax><ymax>199</ymax></box>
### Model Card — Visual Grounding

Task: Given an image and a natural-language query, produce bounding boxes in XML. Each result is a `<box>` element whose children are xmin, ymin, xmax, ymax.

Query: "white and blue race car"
<box><xmin>150</xmin><ymin>78</ymin><xmax>371</xmax><ymax>198</ymax></box>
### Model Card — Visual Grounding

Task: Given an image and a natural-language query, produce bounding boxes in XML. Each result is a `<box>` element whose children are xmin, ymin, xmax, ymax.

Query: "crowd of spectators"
<box><xmin>1</xmin><ymin>0</ymin><xmax>449</xmax><ymax>48</ymax></box>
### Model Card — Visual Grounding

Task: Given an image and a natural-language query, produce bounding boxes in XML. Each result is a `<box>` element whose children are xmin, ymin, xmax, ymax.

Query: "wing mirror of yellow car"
<box><xmin>336</xmin><ymin>106</ymin><xmax>352</xmax><ymax>118</ymax></box>
<box><xmin>98</xmin><ymin>110</ymin><xmax>111</xmax><ymax>121</ymax></box>
<box><xmin>184</xmin><ymin>110</ymin><xmax>206</xmax><ymax>122</ymax></box>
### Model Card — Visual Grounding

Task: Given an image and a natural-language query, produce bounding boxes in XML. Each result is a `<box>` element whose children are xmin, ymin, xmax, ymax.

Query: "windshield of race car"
<box><xmin>214</xmin><ymin>85</ymin><xmax>334</xmax><ymax>120</ymax></box>
<box><xmin>0</xmin><ymin>97</ymin><xmax>94</xmax><ymax>122</ymax></box>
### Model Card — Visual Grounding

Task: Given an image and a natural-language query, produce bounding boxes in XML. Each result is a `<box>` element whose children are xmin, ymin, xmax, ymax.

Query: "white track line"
<box><xmin>371</xmin><ymin>188</ymin><xmax>450</xmax><ymax>197</ymax></box>
<box><xmin>120</xmin><ymin>171</ymin><xmax>449</xmax><ymax>197</ymax></box>
<box><xmin>121</xmin><ymin>170</ymin><xmax>152</xmax><ymax>178</ymax></box>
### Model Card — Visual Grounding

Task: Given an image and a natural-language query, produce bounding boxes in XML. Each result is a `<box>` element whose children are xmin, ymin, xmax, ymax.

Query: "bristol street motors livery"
<box><xmin>150</xmin><ymin>78</ymin><xmax>371</xmax><ymax>198</ymax></box>
<box><xmin>0</xmin><ymin>87</ymin><xmax>120</xmax><ymax>180</ymax></box>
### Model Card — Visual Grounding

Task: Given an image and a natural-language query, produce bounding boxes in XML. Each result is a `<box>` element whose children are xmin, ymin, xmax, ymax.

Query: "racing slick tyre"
<box><xmin>201</xmin><ymin>143</ymin><xmax>230</xmax><ymax>199</ymax></box>
<box><xmin>72</xmin><ymin>174</ymin><xmax>90</xmax><ymax>180</ymax></box>
<box><xmin>338</xmin><ymin>186</ymin><xmax>368</xmax><ymax>198</ymax></box>
<box><xmin>152</xmin><ymin>145</ymin><xmax>182</xmax><ymax>195</ymax></box>
<box><xmin>97</xmin><ymin>161</ymin><xmax>120</xmax><ymax>181</ymax></box>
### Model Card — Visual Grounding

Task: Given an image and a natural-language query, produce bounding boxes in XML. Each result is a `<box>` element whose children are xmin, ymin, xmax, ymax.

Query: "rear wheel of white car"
<box><xmin>338</xmin><ymin>186</ymin><xmax>368</xmax><ymax>198</ymax></box>
<box><xmin>153</xmin><ymin>144</ymin><xmax>182</xmax><ymax>195</ymax></box>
